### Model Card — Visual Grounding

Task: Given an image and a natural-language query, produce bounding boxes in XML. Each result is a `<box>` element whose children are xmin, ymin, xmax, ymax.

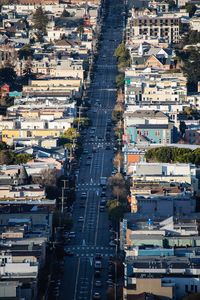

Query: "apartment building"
<box><xmin>124</xmin><ymin>110</ymin><xmax>178</xmax><ymax>145</ymax></box>
<box><xmin>124</xmin><ymin>257</ymin><xmax>200</xmax><ymax>300</ymax></box>
<box><xmin>127</xmin><ymin>162</ymin><xmax>199</xmax><ymax>192</ymax></box>
<box><xmin>126</xmin><ymin>8</ymin><xmax>180</xmax><ymax>44</ymax></box>
<box><xmin>122</xmin><ymin>216</ymin><xmax>200</xmax><ymax>299</ymax></box>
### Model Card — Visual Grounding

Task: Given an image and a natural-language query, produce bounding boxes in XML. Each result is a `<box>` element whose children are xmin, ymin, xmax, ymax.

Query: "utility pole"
<box><xmin>77</xmin><ymin>104</ymin><xmax>82</xmax><ymax>131</ymax></box>
<box><xmin>60</xmin><ymin>179</ymin><xmax>68</xmax><ymax>215</ymax></box>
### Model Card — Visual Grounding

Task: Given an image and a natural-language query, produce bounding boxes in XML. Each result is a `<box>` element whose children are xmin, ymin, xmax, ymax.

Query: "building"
<box><xmin>126</xmin><ymin>8</ymin><xmax>180</xmax><ymax>44</ymax></box>
<box><xmin>124</xmin><ymin>256</ymin><xmax>200</xmax><ymax>300</ymax></box>
<box><xmin>124</xmin><ymin>110</ymin><xmax>178</xmax><ymax>145</ymax></box>
<box><xmin>18</xmin><ymin>0</ymin><xmax>59</xmax><ymax>4</ymax></box>
<box><xmin>122</xmin><ymin>216</ymin><xmax>200</xmax><ymax>299</ymax></box>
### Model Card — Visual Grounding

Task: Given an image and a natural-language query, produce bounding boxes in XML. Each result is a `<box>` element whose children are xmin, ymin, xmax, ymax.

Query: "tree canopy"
<box><xmin>185</xmin><ymin>3</ymin><xmax>197</xmax><ymax>17</ymax></box>
<box><xmin>32</xmin><ymin>7</ymin><xmax>48</xmax><ymax>34</ymax></box>
<box><xmin>182</xmin><ymin>48</ymin><xmax>200</xmax><ymax>92</ymax></box>
<box><xmin>0</xmin><ymin>67</ymin><xmax>17</xmax><ymax>85</ymax></box>
<box><xmin>107</xmin><ymin>200</ymin><xmax>125</xmax><ymax>227</ymax></box>
<box><xmin>61</xmin><ymin>9</ymin><xmax>71</xmax><ymax>18</ymax></box>
<box><xmin>18</xmin><ymin>44</ymin><xmax>34</xmax><ymax>60</ymax></box>
<box><xmin>0</xmin><ymin>150</ymin><xmax>32</xmax><ymax>165</ymax></box>
<box><xmin>145</xmin><ymin>146</ymin><xmax>200</xmax><ymax>165</ymax></box>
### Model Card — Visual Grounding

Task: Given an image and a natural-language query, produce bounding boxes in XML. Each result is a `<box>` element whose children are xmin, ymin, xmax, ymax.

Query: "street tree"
<box><xmin>113</xmin><ymin>151</ymin><xmax>123</xmax><ymax>172</ymax></box>
<box><xmin>115</xmin><ymin>73</ymin><xmax>125</xmax><ymax>89</ymax></box>
<box><xmin>108</xmin><ymin>172</ymin><xmax>125</xmax><ymax>188</ymax></box>
<box><xmin>107</xmin><ymin>199</ymin><xmax>125</xmax><ymax>227</ymax></box>
<box><xmin>62</xmin><ymin>128</ymin><xmax>80</xmax><ymax>142</ymax></box>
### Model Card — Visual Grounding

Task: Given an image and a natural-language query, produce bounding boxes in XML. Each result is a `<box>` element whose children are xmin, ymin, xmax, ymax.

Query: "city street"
<box><xmin>60</xmin><ymin>0</ymin><xmax>124</xmax><ymax>299</ymax></box>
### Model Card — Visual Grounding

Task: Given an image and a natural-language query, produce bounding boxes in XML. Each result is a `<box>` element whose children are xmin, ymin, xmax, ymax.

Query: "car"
<box><xmin>78</xmin><ymin>216</ymin><xmax>84</xmax><ymax>222</ymax></box>
<box><xmin>95</xmin><ymin>280</ymin><xmax>102</xmax><ymax>287</ymax></box>
<box><xmin>64</xmin><ymin>250</ymin><xmax>74</xmax><ymax>256</ymax></box>
<box><xmin>93</xmin><ymin>292</ymin><xmax>101</xmax><ymax>299</ymax></box>
<box><xmin>79</xmin><ymin>203</ymin><xmax>85</xmax><ymax>208</ymax></box>
<box><xmin>68</xmin><ymin>232</ymin><xmax>76</xmax><ymax>238</ymax></box>
<box><xmin>81</xmin><ymin>192</ymin><xmax>87</xmax><ymax>199</ymax></box>
<box><xmin>106</xmin><ymin>279</ymin><xmax>113</xmax><ymax>284</ymax></box>
<box><xmin>99</xmin><ymin>206</ymin><xmax>105</xmax><ymax>212</ymax></box>
<box><xmin>83</xmin><ymin>150</ymin><xmax>89</xmax><ymax>154</ymax></box>
<box><xmin>85</xmin><ymin>161</ymin><xmax>91</xmax><ymax>166</ymax></box>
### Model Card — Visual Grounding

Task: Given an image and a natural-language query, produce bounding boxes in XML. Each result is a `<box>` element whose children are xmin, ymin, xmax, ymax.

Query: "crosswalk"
<box><xmin>84</xmin><ymin>141</ymin><xmax>114</xmax><ymax>146</ymax></box>
<box><xmin>65</xmin><ymin>245</ymin><xmax>114</xmax><ymax>257</ymax></box>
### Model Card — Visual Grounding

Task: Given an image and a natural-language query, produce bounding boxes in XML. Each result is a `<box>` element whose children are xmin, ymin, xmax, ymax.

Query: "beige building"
<box><xmin>2</xmin><ymin>128</ymin><xmax>63</xmax><ymax>145</ymax></box>
<box><xmin>124</xmin><ymin>278</ymin><xmax>173</xmax><ymax>300</ymax></box>
<box><xmin>127</xmin><ymin>8</ymin><xmax>180</xmax><ymax>44</ymax></box>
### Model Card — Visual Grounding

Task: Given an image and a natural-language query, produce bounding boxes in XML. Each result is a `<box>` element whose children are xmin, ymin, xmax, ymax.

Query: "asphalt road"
<box><xmin>60</xmin><ymin>1</ymin><xmax>124</xmax><ymax>299</ymax></box>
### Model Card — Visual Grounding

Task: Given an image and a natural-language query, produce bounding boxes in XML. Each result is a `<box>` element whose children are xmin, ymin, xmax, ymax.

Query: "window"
<box><xmin>155</xmin><ymin>130</ymin><xmax>160</xmax><ymax>136</ymax></box>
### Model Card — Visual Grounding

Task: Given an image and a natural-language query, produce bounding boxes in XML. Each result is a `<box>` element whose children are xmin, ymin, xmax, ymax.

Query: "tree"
<box><xmin>14</xmin><ymin>153</ymin><xmax>32</xmax><ymax>164</ymax></box>
<box><xmin>53</xmin><ymin>210</ymin><xmax>73</xmax><ymax>229</ymax></box>
<box><xmin>73</xmin><ymin>117</ymin><xmax>91</xmax><ymax>128</ymax></box>
<box><xmin>114</xmin><ymin>43</ymin><xmax>126</xmax><ymax>58</ymax></box>
<box><xmin>33</xmin><ymin>169</ymin><xmax>57</xmax><ymax>186</ymax></box>
<box><xmin>112</xmin><ymin>185</ymin><xmax>127</xmax><ymax>201</ymax></box>
<box><xmin>107</xmin><ymin>200</ymin><xmax>125</xmax><ymax>227</ymax></box>
<box><xmin>77</xmin><ymin>24</ymin><xmax>84</xmax><ymax>38</ymax></box>
<box><xmin>185</xmin><ymin>3</ymin><xmax>197</xmax><ymax>17</ymax></box>
<box><xmin>182</xmin><ymin>49</ymin><xmax>200</xmax><ymax>92</ymax></box>
<box><xmin>32</xmin><ymin>7</ymin><xmax>48</xmax><ymax>34</ymax></box>
<box><xmin>0</xmin><ymin>142</ymin><xmax>8</xmax><ymax>150</ymax></box>
<box><xmin>0</xmin><ymin>150</ymin><xmax>13</xmax><ymax>165</ymax></box>
<box><xmin>0</xmin><ymin>67</ymin><xmax>17</xmax><ymax>85</ymax></box>
<box><xmin>61</xmin><ymin>9</ymin><xmax>71</xmax><ymax>17</ymax></box>
<box><xmin>18</xmin><ymin>44</ymin><xmax>34</xmax><ymax>60</ymax></box>
<box><xmin>165</xmin><ymin>0</ymin><xmax>176</xmax><ymax>10</ymax></box>
<box><xmin>116</xmin><ymin>73</ymin><xmax>125</xmax><ymax>89</ymax></box>
<box><xmin>62</xmin><ymin>128</ymin><xmax>80</xmax><ymax>142</ymax></box>
<box><xmin>112</xmin><ymin>103</ymin><xmax>124</xmax><ymax>122</ymax></box>
<box><xmin>179</xmin><ymin>121</ymin><xmax>187</xmax><ymax>136</ymax></box>
<box><xmin>108</xmin><ymin>173</ymin><xmax>125</xmax><ymax>189</ymax></box>
<box><xmin>113</xmin><ymin>152</ymin><xmax>123</xmax><ymax>172</ymax></box>
<box><xmin>144</xmin><ymin>146</ymin><xmax>200</xmax><ymax>165</ymax></box>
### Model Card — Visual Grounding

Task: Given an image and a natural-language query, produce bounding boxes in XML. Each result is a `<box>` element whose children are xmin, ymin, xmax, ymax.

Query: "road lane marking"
<box><xmin>73</xmin><ymin>258</ymin><xmax>80</xmax><ymax>300</ymax></box>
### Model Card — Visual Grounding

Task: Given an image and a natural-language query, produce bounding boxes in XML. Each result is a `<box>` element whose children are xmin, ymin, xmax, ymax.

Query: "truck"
<box><xmin>100</xmin><ymin>177</ymin><xmax>107</xmax><ymax>186</ymax></box>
